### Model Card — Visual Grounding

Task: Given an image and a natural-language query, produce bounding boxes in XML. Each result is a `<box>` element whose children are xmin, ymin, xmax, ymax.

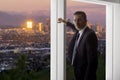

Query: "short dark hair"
<box><xmin>74</xmin><ymin>11</ymin><xmax>87</xmax><ymax>21</ymax></box>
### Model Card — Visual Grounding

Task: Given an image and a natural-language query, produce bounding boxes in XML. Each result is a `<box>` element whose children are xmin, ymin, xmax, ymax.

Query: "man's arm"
<box><xmin>84</xmin><ymin>31</ymin><xmax>98</xmax><ymax>80</ymax></box>
<box><xmin>58</xmin><ymin>18</ymin><xmax>77</xmax><ymax>31</ymax></box>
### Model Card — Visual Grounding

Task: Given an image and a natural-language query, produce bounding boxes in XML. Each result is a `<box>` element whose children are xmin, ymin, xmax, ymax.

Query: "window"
<box><xmin>55</xmin><ymin>0</ymin><xmax>115</xmax><ymax>80</ymax></box>
<box><xmin>66</xmin><ymin>1</ymin><xmax>106</xmax><ymax>80</ymax></box>
<box><xmin>0</xmin><ymin>0</ymin><xmax>50</xmax><ymax>80</ymax></box>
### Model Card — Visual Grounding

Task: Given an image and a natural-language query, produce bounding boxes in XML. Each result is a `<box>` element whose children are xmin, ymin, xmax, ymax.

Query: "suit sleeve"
<box><xmin>84</xmin><ymin>31</ymin><xmax>98</xmax><ymax>80</ymax></box>
<box><xmin>66</xmin><ymin>22</ymin><xmax>77</xmax><ymax>31</ymax></box>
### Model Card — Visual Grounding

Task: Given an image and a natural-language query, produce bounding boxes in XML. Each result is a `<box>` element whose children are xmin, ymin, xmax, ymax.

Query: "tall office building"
<box><xmin>45</xmin><ymin>18</ymin><xmax>50</xmax><ymax>33</ymax></box>
<box><xmin>38</xmin><ymin>22</ymin><xmax>44</xmax><ymax>32</ymax></box>
<box><xmin>96</xmin><ymin>24</ymin><xmax>103</xmax><ymax>33</ymax></box>
<box><xmin>87</xmin><ymin>21</ymin><xmax>92</xmax><ymax>29</ymax></box>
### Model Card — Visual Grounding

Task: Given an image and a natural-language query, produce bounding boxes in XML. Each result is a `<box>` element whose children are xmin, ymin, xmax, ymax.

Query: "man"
<box><xmin>58</xmin><ymin>11</ymin><xmax>98</xmax><ymax>80</ymax></box>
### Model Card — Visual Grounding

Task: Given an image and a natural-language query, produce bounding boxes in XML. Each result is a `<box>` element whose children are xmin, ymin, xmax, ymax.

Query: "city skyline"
<box><xmin>0</xmin><ymin>1</ymin><xmax>105</xmax><ymax>79</ymax></box>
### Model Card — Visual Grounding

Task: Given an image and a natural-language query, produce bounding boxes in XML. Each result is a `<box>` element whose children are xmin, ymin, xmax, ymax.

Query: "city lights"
<box><xmin>38</xmin><ymin>23</ymin><xmax>43</xmax><ymax>32</ymax></box>
<box><xmin>27</xmin><ymin>21</ymin><xmax>33</xmax><ymax>29</ymax></box>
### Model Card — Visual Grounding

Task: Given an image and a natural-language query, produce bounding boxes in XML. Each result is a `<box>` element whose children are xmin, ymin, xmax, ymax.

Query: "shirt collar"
<box><xmin>78</xmin><ymin>26</ymin><xmax>87</xmax><ymax>34</ymax></box>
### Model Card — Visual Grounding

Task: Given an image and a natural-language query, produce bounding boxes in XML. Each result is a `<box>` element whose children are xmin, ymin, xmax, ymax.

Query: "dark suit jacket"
<box><xmin>67</xmin><ymin>22</ymin><xmax>98</xmax><ymax>80</ymax></box>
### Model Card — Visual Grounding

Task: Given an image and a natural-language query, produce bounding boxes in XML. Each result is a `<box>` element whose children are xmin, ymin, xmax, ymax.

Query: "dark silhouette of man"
<box><xmin>58</xmin><ymin>11</ymin><xmax>98</xmax><ymax>80</ymax></box>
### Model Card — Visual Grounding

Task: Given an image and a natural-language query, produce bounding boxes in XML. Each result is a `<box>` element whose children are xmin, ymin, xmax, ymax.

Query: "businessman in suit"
<box><xmin>58</xmin><ymin>11</ymin><xmax>98</xmax><ymax>80</ymax></box>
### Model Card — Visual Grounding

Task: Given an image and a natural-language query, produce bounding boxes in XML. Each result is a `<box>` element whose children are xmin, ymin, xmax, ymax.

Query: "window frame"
<box><xmin>51</xmin><ymin>0</ymin><xmax>120</xmax><ymax>80</ymax></box>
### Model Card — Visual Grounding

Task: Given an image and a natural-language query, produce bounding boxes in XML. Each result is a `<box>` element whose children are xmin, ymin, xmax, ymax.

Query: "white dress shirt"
<box><xmin>71</xmin><ymin>26</ymin><xmax>87</xmax><ymax>65</ymax></box>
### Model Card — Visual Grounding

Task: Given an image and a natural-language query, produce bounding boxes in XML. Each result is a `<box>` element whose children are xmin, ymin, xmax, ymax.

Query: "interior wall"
<box><xmin>113</xmin><ymin>3</ymin><xmax>120</xmax><ymax>80</ymax></box>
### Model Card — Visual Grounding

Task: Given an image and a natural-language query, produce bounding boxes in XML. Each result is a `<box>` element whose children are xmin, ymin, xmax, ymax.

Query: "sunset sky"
<box><xmin>0</xmin><ymin>0</ymin><xmax>50</xmax><ymax>12</ymax></box>
<box><xmin>0</xmin><ymin>0</ymin><xmax>105</xmax><ymax>12</ymax></box>
<box><xmin>66</xmin><ymin>0</ymin><xmax>106</xmax><ymax>26</ymax></box>
<box><xmin>0</xmin><ymin>0</ymin><xmax>106</xmax><ymax>26</ymax></box>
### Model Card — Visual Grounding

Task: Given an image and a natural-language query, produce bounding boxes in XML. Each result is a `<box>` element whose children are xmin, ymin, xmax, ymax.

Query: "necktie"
<box><xmin>72</xmin><ymin>32</ymin><xmax>80</xmax><ymax>65</ymax></box>
<box><xmin>76</xmin><ymin>33</ymin><xmax>80</xmax><ymax>41</ymax></box>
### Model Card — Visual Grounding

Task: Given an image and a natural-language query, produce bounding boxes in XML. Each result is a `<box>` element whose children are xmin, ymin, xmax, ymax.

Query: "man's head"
<box><xmin>73</xmin><ymin>11</ymin><xmax>87</xmax><ymax>30</ymax></box>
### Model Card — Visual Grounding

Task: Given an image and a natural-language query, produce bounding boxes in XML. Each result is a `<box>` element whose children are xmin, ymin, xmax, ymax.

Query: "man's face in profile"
<box><xmin>73</xmin><ymin>14</ymin><xmax>86</xmax><ymax>30</ymax></box>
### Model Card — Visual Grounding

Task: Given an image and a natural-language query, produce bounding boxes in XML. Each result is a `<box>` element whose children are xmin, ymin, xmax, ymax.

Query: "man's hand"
<box><xmin>58</xmin><ymin>18</ymin><xmax>63</xmax><ymax>23</ymax></box>
<box><xmin>58</xmin><ymin>18</ymin><xmax>68</xmax><ymax>24</ymax></box>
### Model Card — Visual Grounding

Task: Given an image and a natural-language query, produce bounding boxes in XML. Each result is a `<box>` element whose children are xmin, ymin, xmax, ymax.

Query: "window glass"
<box><xmin>66</xmin><ymin>1</ymin><xmax>106</xmax><ymax>80</ymax></box>
<box><xmin>0</xmin><ymin>0</ymin><xmax>50</xmax><ymax>80</ymax></box>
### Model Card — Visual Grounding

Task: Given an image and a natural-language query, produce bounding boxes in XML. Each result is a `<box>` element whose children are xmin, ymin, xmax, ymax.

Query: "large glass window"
<box><xmin>0</xmin><ymin>0</ymin><xmax>50</xmax><ymax>80</ymax></box>
<box><xmin>66</xmin><ymin>1</ymin><xmax>106</xmax><ymax>80</ymax></box>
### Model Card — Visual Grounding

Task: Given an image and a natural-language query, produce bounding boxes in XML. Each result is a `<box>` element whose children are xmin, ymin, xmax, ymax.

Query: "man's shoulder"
<box><xmin>85</xmin><ymin>27</ymin><xmax>95</xmax><ymax>34</ymax></box>
<box><xmin>85</xmin><ymin>27</ymin><xmax>96</xmax><ymax>37</ymax></box>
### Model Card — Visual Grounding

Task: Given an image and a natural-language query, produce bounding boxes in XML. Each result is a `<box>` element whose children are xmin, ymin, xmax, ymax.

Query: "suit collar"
<box><xmin>77</xmin><ymin>27</ymin><xmax>89</xmax><ymax>48</ymax></box>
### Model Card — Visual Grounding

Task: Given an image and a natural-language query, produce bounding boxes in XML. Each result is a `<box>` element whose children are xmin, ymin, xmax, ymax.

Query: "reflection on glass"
<box><xmin>66</xmin><ymin>1</ymin><xmax>106</xmax><ymax>80</ymax></box>
<box><xmin>0</xmin><ymin>0</ymin><xmax>50</xmax><ymax>80</ymax></box>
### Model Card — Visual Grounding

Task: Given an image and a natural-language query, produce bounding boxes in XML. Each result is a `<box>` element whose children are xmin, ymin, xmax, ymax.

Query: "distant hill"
<box><xmin>0</xmin><ymin>11</ymin><xmax>25</xmax><ymax>27</ymax></box>
<box><xmin>0</xmin><ymin>10</ymin><xmax>50</xmax><ymax>27</ymax></box>
<box><xmin>0</xmin><ymin>25</ymin><xmax>19</xmax><ymax>29</ymax></box>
